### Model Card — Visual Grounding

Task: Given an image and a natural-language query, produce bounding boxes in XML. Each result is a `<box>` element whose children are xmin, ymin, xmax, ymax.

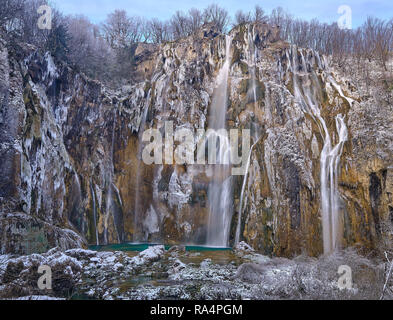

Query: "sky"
<box><xmin>53</xmin><ymin>0</ymin><xmax>393</xmax><ymax>28</ymax></box>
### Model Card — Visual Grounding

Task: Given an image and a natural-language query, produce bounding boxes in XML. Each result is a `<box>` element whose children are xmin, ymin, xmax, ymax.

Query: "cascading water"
<box><xmin>71</xmin><ymin>171</ymin><xmax>84</xmax><ymax>234</ymax></box>
<box><xmin>235</xmin><ymin>137</ymin><xmax>260</xmax><ymax>245</ymax></box>
<box><xmin>206</xmin><ymin>35</ymin><xmax>233</xmax><ymax>247</ymax></box>
<box><xmin>90</xmin><ymin>181</ymin><xmax>99</xmax><ymax>245</ymax></box>
<box><xmin>248</xmin><ymin>27</ymin><xmax>258</xmax><ymax>111</ymax></box>
<box><xmin>104</xmin><ymin>108</ymin><xmax>121</xmax><ymax>244</ymax></box>
<box><xmin>133</xmin><ymin>89</ymin><xmax>151</xmax><ymax>242</ymax></box>
<box><xmin>290</xmin><ymin>46</ymin><xmax>349</xmax><ymax>254</ymax></box>
<box><xmin>320</xmin><ymin>114</ymin><xmax>348</xmax><ymax>253</ymax></box>
<box><xmin>235</xmin><ymin>29</ymin><xmax>261</xmax><ymax>245</ymax></box>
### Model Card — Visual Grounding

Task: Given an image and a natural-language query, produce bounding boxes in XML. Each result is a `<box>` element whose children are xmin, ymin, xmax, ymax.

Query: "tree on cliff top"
<box><xmin>0</xmin><ymin>0</ymin><xmax>25</xmax><ymax>30</ymax></box>
<box><xmin>102</xmin><ymin>10</ymin><xmax>142</xmax><ymax>49</ymax></box>
<box><xmin>203</xmin><ymin>4</ymin><xmax>230</xmax><ymax>33</ymax></box>
<box><xmin>45</xmin><ymin>20</ymin><xmax>70</xmax><ymax>63</ymax></box>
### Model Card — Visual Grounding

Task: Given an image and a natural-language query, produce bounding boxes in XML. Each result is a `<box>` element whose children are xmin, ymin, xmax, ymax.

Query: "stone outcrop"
<box><xmin>0</xmin><ymin>246</ymin><xmax>387</xmax><ymax>300</ymax></box>
<box><xmin>0</xmin><ymin>23</ymin><xmax>392</xmax><ymax>256</ymax></box>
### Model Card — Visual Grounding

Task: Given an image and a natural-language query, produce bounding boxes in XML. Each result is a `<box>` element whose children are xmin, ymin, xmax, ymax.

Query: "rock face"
<box><xmin>0</xmin><ymin>246</ymin><xmax>388</xmax><ymax>300</ymax></box>
<box><xmin>0</xmin><ymin>23</ymin><xmax>392</xmax><ymax>256</ymax></box>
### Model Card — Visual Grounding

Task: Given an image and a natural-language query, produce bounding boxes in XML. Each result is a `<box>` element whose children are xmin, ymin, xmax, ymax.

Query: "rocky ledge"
<box><xmin>0</xmin><ymin>244</ymin><xmax>391</xmax><ymax>300</ymax></box>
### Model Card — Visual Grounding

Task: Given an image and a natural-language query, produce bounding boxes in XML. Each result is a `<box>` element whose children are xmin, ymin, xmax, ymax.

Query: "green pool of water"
<box><xmin>88</xmin><ymin>243</ymin><xmax>232</xmax><ymax>252</ymax></box>
<box><xmin>76</xmin><ymin>243</ymin><xmax>239</xmax><ymax>297</ymax></box>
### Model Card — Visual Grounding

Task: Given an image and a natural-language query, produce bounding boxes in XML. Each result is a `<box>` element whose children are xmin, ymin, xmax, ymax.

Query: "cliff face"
<box><xmin>0</xmin><ymin>23</ymin><xmax>392</xmax><ymax>256</ymax></box>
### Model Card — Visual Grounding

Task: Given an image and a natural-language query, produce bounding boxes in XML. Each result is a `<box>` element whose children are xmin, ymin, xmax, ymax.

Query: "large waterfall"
<box><xmin>4</xmin><ymin>8</ymin><xmax>393</xmax><ymax>298</ymax></box>
<box><xmin>290</xmin><ymin>47</ymin><xmax>349</xmax><ymax>254</ymax></box>
<box><xmin>206</xmin><ymin>35</ymin><xmax>233</xmax><ymax>247</ymax></box>
<box><xmin>320</xmin><ymin>114</ymin><xmax>348</xmax><ymax>253</ymax></box>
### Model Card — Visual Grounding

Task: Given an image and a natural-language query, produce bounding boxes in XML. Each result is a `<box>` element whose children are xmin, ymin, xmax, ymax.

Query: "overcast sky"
<box><xmin>53</xmin><ymin>0</ymin><xmax>393</xmax><ymax>28</ymax></box>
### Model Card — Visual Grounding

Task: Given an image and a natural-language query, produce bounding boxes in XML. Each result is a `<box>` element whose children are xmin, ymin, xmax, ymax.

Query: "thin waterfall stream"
<box><xmin>133</xmin><ymin>89</ymin><xmax>152</xmax><ymax>242</ymax></box>
<box><xmin>105</xmin><ymin>108</ymin><xmax>121</xmax><ymax>244</ymax></box>
<box><xmin>90</xmin><ymin>181</ymin><xmax>99</xmax><ymax>245</ymax></box>
<box><xmin>235</xmin><ymin>29</ymin><xmax>260</xmax><ymax>245</ymax></box>
<box><xmin>290</xmin><ymin>47</ymin><xmax>349</xmax><ymax>254</ymax></box>
<box><xmin>235</xmin><ymin>137</ymin><xmax>260</xmax><ymax>245</ymax></box>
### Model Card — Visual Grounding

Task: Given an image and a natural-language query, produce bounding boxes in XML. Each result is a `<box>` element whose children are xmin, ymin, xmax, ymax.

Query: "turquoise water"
<box><xmin>74</xmin><ymin>243</ymin><xmax>238</xmax><ymax>299</ymax></box>
<box><xmin>88</xmin><ymin>243</ymin><xmax>232</xmax><ymax>252</ymax></box>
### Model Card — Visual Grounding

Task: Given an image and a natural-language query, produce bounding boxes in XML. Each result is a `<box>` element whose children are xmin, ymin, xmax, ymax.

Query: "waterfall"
<box><xmin>105</xmin><ymin>108</ymin><xmax>121</xmax><ymax>244</ymax></box>
<box><xmin>290</xmin><ymin>47</ymin><xmax>349</xmax><ymax>254</ymax></box>
<box><xmin>235</xmin><ymin>138</ymin><xmax>260</xmax><ymax>245</ymax></box>
<box><xmin>133</xmin><ymin>89</ymin><xmax>151</xmax><ymax>242</ymax></box>
<box><xmin>206</xmin><ymin>35</ymin><xmax>233</xmax><ymax>247</ymax></box>
<box><xmin>73</xmin><ymin>170</ymin><xmax>82</xmax><ymax>201</ymax></box>
<box><xmin>321</xmin><ymin>114</ymin><xmax>348</xmax><ymax>253</ymax></box>
<box><xmin>72</xmin><ymin>171</ymin><xmax>83</xmax><ymax>230</ymax></box>
<box><xmin>90</xmin><ymin>181</ymin><xmax>99</xmax><ymax>246</ymax></box>
<box><xmin>248</xmin><ymin>27</ymin><xmax>258</xmax><ymax>111</ymax></box>
<box><xmin>252</xmin><ymin>47</ymin><xmax>258</xmax><ymax>105</ymax></box>
<box><xmin>235</xmin><ymin>29</ymin><xmax>261</xmax><ymax>245</ymax></box>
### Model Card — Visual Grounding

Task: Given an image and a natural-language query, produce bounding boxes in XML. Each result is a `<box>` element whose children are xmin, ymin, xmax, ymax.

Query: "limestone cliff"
<box><xmin>0</xmin><ymin>23</ymin><xmax>392</xmax><ymax>256</ymax></box>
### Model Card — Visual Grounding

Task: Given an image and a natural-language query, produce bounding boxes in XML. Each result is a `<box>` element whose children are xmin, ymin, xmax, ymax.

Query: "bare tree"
<box><xmin>253</xmin><ymin>5</ymin><xmax>268</xmax><ymax>24</ymax></box>
<box><xmin>188</xmin><ymin>8</ymin><xmax>203</xmax><ymax>34</ymax></box>
<box><xmin>358</xmin><ymin>16</ymin><xmax>393</xmax><ymax>69</ymax></box>
<box><xmin>3</xmin><ymin>0</ymin><xmax>391</xmax><ymax>88</ymax></box>
<box><xmin>373</xmin><ymin>18</ymin><xmax>393</xmax><ymax>70</ymax></box>
<box><xmin>170</xmin><ymin>8</ymin><xmax>206</xmax><ymax>40</ymax></box>
<box><xmin>67</xmin><ymin>15</ymin><xmax>113</xmax><ymax>78</ymax></box>
<box><xmin>203</xmin><ymin>4</ymin><xmax>230</xmax><ymax>32</ymax></box>
<box><xmin>270</xmin><ymin>7</ymin><xmax>287</xmax><ymax>27</ymax></box>
<box><xmin>0</xmin><ymin>0</ymin><xmax>25</xmax><ymax>30</ymax></box>
<box><xmin>270</xmin><ymin>7</ymin><xmax>293</xmax><ymax>40</ymax></box>
<box><xmin>170</xmin><ymin>11</ymin><xmax>191</xmax><ymax>39</ymax></box>
<box><xmin>234</xmin><ymin>10</ymin><xmax>252</xmax><ymax>26</ymax></box>
<box><xmin>140</xmin><ymin>18</ymin><xmax>153</xmax><ymax>43</ymax></box>
<box><xmin>102</xmin><ymin>10</ymin><xmax>142</xmax><ymax>49</ymax></box>
<box><xmin>148</xmin><ymin>18</ymin><xmax>172</xmax><ymax>44</ymax></box>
